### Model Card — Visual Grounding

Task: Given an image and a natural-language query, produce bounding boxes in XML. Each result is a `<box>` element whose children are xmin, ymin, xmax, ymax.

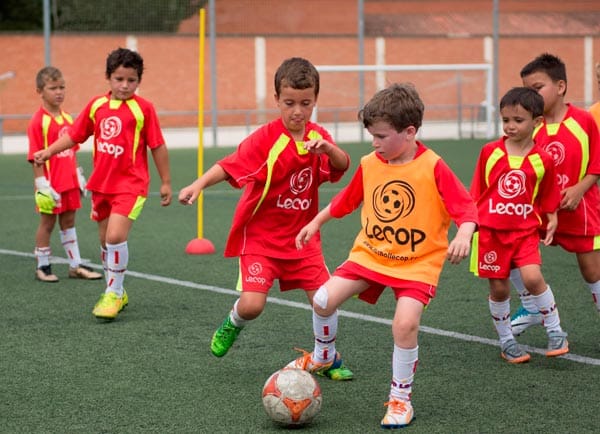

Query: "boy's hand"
<box><xmin>34</xmin><ymin>176</ymin><xmax>61</xmax><ymax>213</ymax></box>
<box><xmin>33</xmin><ymin>149</ymin><xmax>51</xmax><ymax>166</ymax></box>
<box><xmin>160</xmin><ymin>183</ymin><xmax>172</xmax><ymax>206</ymax></box>
<box><xmin>295</xmin><ymin>221</ymin><xmax>319</xmax><ymax>250</ymax></box>
<box><xmin>446</xmin><ymin>222</ymin><xmax>476</xmax><ymax>264</ymax></box>
<box><xmin>76</xmin><ymin>167</ymin><xmax>88</xmax><ymax>197</ymax></box>
<box><xmin>303</xmin><ymin>139</ymin><xmax>332</xmax><ymax>155</ymax></box>
<box><xmin>178</xmin><ymin>185</ymin><xmax>199</xmax><ymax>205</ymax></box>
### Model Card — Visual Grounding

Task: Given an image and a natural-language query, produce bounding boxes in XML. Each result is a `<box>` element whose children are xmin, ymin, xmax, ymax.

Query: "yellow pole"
<box><xmin>185</xmin><ymin>8</ymin><xmax>215</xmax><ymax>255</ymax></box>
<box><xmin>197</xmin><ymin>7</ymin><xmax>206</xmax><ymax>239</ymax></box>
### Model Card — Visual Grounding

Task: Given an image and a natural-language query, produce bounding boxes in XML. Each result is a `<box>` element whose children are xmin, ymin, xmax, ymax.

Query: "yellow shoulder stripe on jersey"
<box><xmin>484</xmin><ymin>147</ymin><xmax>505</xmax><ymax>187</ymax></box>
<box><xmin>252</xmin><ymin>133</ymin><xmax>290</xmax><ymax>216</ymax></box>
<box><xmin>527</xmin><ymin>153</ymin><xmax>545</xmax><ymax>202</ymax></box>
<box><xmin>563</xmin><ymin>117</ymin><xmax>589</xmax><ymax>181</ymax></box>
<box><xmin>125</xmin><ymin>99</ymin><xmax>145</xmax><ymax>164</ymax></box>
<box><xmin>41</xmin><ymin>114</ymin><xmax>52</xmax><ymax>172</ymax></box>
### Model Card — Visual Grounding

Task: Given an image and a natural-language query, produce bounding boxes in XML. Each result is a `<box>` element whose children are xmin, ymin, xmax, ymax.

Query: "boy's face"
<box><xmin>366</xmin><ymin>120</ymin><xmax>416</xmax><ymax>164</ymax></box>
<box><xmin>275</xmin><ymin>85</ymin><xmax>317</xmax><ymax>136</ymax></box>
<box><xmin>38</xmin><ymin>78</ymin><xmax>65</xmax><ymax>111</ymax></box>
<box><xmin>108</xmin><ymin>66</ymin><xmax>140</xmax><ymax>100</ymax></box>
<box><xmin>522</xmin><ymin>71</ymin><xmax>565</xmax><ymax>114</ymax></box>
<box><xmin>500</xmin><ymin>104</ymin><xmax>541</xmax><ymax>143</ymax></box>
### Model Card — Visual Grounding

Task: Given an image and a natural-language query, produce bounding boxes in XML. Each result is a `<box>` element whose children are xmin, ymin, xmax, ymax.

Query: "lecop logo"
<box><xmin>372</xmin><ymin>180</ymin><xmax>415</xmax><ymax>223</ymax></box>
<box><xmin>290</xmin><ymin>168</ymin><xmax>312</xmax><ymax>195</ymax></box>
<box><xmin>544</xmin><ymin>141</ymin><xmax>565</xmax><ymax>166</ymax></box>
<box><xmin>100</xmin><ymin>116</ymin><xmax>122</xmax><ymax>140</ymax></box>
<box><xmin>498</xmin><ymin>170</ymin><xmax>526</xmax><ymax>199</ymax></box>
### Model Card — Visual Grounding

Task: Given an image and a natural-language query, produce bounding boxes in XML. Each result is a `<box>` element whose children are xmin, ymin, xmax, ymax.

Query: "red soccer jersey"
<box><xmin>27</xmin><ymin>107</ymin><xmax>80</xmax><ymax>193</ymax></box>
<box><xmin>470</xmin><ymin>137</ymin><xmax>560</xmax><ymax>231</ymax></box>
<box><xmin>67</xmin><ymin>93</ymin><xmax>165</xmax><ymax>196</ymax></box>
<box><xmin>219</xmin><ymin>118</ymin><xmax>349</xmax><ymax>258</ymax></box>
<box><xmin>533</xmin><ymin>104</ymin><xmax>600</xmax><ymax>236</ymax></box>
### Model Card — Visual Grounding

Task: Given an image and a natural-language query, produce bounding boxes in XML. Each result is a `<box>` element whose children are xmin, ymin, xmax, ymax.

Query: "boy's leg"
<box><xmin>211</xmin><ymin>298</ymin><xmax>251</xmax><ymax>357</ymax></box>
<box><xmin>381</xmin><ymin>297</ymin><xmax>422</xmax><ymax>428</ymax></box>
<box><xmin>576</xmin><ymin>250</ymin><xmax>600</xmax><ymax>313</ymax></box>
<box><xmin>58</xmin><ymin>224</ymin><xmax>102</xmax><ymax>280</ymax></box>
<box><xmin>35</xmin><ymin>213</ymin><xmax>58</xmax><ymax>282</ymax></box>
<box><xmin>529</xmin><ymin>285</ymin><xmax>569</xmax><ymax>357</ymax></box>
<box><xmin>489</xmin><ymin>278</ymin><xmax>530</xmax><ymax>364</ymax></box>
<box><xmin>92</xmin><ymin>240</ymin><xmax>129</xmax><ymax>319</ymax></box>
<box><xmin>287</xmin><ymin>276</ymin><xmax>361</xmax><ymax>375</ymax></box>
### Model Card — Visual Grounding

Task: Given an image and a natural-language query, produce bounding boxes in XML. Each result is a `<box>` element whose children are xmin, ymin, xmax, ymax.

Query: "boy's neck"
<box><xmin>544</xmin><ymin>101</ymin><xmax>568</xmax><ymax>124</ymax></box>
<box><xmin>42</xmin><ymin>103</ymin><xmax>61</xmax><ymax>117</ymax></box>
<box><xmin>505</xmin><ymin>137</ymin><xmax>533</xmax><ymax>157</ymax></box>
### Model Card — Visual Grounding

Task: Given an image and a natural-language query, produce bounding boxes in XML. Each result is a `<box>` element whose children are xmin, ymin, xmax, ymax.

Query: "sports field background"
<box><xmin>1</xmin><ymin>140</ymin><xmax>599</xmax><ymax>433</ymax></box>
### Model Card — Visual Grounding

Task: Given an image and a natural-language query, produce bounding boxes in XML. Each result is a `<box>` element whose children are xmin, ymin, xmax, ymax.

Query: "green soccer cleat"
<box><xmin>210</xmin><ymin>316</ymin><xmax>242</xmax><ymax>357</ymax></box>
<box><xmin>318</xmin><ymin>354</ymin><xmax>354</xmax><ymax>381</ymax></box>
<box><xmin>92</xmin><ymin>290</ymin><xmax>128</xmax><ymax>320</ymax></box>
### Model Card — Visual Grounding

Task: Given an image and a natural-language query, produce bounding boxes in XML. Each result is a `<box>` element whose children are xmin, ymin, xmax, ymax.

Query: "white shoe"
<box><xmin>510</xmin><ymin>306</ymin><xmax>543</xmax><ymax>336</ymax></box>
<box><xmin>381</xmin><ymin>399</ymin><xmax>414</xmax><ymax>428</ymax></box>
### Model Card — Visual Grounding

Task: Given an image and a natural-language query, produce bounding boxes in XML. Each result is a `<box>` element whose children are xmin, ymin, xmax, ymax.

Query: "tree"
<box><xmin>0</xmin><ymin>0</ymin><xmax>205</xmax><ymax>33</ymax></box>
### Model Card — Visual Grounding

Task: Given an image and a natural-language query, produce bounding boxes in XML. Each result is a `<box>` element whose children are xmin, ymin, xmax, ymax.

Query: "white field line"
<box><xmin>2</xmin><ymin>247</ymin><xmax>599</xmax><ymax>366</ymax></box>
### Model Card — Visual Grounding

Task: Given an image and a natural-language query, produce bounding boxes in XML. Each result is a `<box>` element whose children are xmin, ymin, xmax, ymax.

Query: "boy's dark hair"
<box><xmin>520</xmin><ymin>53</ymin><xmax>567</xmax><ymax>95</ymax></box>
<box><xmin>274</xmin><ymin>57</ymin><xmax>319</xmax><ymax>97</ymax></box>
<box><xmin>106</xmin><ymin>48</ymin><xmax>144</xmax><ymax>81</ymax></box>
<box><xmin>36</xmin><ymin>66</ymin><xmax>62</xmax><ymax>90</ymax></box>
<box><xmin>500</xmin><ymin>87</ymin><xmax>544</xmax><ymax>119</ymax></box>
<box><xmin>358</xmin><ymin>83</ymin><xmax>424</xmax><ymax>132</ymax></box>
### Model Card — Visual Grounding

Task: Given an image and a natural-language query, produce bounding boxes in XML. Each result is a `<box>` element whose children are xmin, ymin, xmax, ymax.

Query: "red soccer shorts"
<box><xmin>237</xmin><ymin>253</ymin><xmax>330</xmax><ymax>293</ymax></box>
<box><xmin>90</xmin><ymin>192</ymin><xmax>146</xmax><ymax>222</ymax></box>
<box><xmin>333</xmin><ymin>260</ymin><xmax>435</xmax><ymax>306</ymax></box>
<box><xmin>474</xmin><ymin>227</ymin><xmax>541</xmax><ymax>279</ymax></box>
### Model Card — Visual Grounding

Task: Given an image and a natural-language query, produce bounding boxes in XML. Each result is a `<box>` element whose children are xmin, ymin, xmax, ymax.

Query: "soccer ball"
<box><xmin>262</xmin><ymin>368</ymin><xmax>322</xmax><ymax>426</ymax></box>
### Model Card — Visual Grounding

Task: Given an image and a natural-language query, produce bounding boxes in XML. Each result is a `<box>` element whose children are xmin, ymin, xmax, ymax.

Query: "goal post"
<box><xmin>314</xmin><ymin>63</ymin><xmax>495</xmax><ymax>140</ymax></box>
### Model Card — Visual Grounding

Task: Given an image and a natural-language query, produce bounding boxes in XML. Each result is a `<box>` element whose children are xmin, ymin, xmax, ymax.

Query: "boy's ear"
<box><xmin>534</xmin><ymin>115</ymin><xmax>544</xmax><ymax>127</ymax></box>
<box><xmin>405</xmin><ymin>125</ymin><xmax>417</xmax><ymax>138</ymax></box>
<box><xmin>557</xmin><ymin>79</ymin><xmax>567</xmax><ymax>97</ymax></box>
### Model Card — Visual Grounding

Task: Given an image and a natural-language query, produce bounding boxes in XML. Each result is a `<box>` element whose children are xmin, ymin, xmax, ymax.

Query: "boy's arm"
<box><xmin>295</xmin><ymin>204</ymin><xmax>333</xmax><ymax>250</ymax></box>
<box><xmin>541</xmin><ymin>211</ymin><xmax>558</xmax><ymax>246</ymax></box>
<box><xmin>179</xmin><ymin>164</ymin><xmax>229</xmax><ymax>205</ymax></box>
<box><xmin>150</xmin><ymin>144</ymin><xmax>172</xmax><ymax>207</ymax></box>
<box><xmin>32</xmin><ymin>134</ymin><xmax>76</xmax><ymax>165</ymax></box>
<box><xmin>560</xmin><ymin>174</ymin><xmax>599</xmax><ymax>211</ymax></box>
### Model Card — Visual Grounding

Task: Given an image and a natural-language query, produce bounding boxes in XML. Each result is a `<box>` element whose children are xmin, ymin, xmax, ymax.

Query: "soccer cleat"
<box><xmin>286</xmin><ymin>348</ymin><xmax>344</xmax><ymax>376</ymax></box>
<box><xmin>500</xmin><ymin>338</ymin><xmax>531</xmax><ymax>364</ymax></box>
<box><xmin>318</xmin><ymin>355</ymin><xmax>354</xmax><ymax>381</ymax></box>
<box><xmin>69</xmin><ymin>264</ymin><xmax>103</xmax><ymax>280</ymax></box>
<box><xmin>92</xmin><ymin>290</ymin><xmax>128</xmax><ymax>320</ymax></box>
<box><xmin>381</xmin><ymin>399</ymin><xmax>415</xmax><ymax>429</ymax></box>
<box><xmin>36</xmin><ymin>265</ymin><xmax>59</xmax><ymax>283</ymax></box>
<box><xmin>210</xmin><ymin>316</ymin><xmax>242</xmax><ymax>357</ymax></box>
<box><xmin>546</xmin><ymin>330</ymin><xmax>569</xmax><ymax>357</ymax></box>
<box><xmin>510</xmin><ymin>306</ymin><xmax>543</xmax><ymax>336</ymax></box>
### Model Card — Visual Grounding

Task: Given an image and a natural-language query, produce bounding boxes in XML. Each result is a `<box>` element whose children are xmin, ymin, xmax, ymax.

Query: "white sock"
<box><xmin>101</xmin><ymin>247</ymin><xmax>108</xmax><ymax>283</ymax></box>
<box><xmin>60</xmin><ymin>227</ymin><xmax>81</xmax><ymax>268</ymax></box>
<box><xmin>390</xmin><ymin>345</ymin><xmax>418</xmax><ymax>402</ymax></box>
<box><xmin>531</xmin><ymin>286</ymin><xmax>562</xmax><ymax>333</ymax></box>
<box><xmin>230</xmin><ymin>299</ymin><xmax>248</xmax><ymax>327</ymax></box>
<box><xmin>105</xmin><ymin>241</ymin><xmax>128</xmax><ymax>296</ymax></box>
<box><xmin>510</xmin><ymin>268</ymin><xmax>539</xmax><ymax>314</ymax></box>
<box><xmin>312</xmin><ymin>310</ymin><xmax>337</xmax><ymax>364</ymax></box>
<box><xmin>35</xmin><ymin>246</ymin><xmax>52</xmax><ymax>268</ymax></box>
<box><xmin>489</xmin><ymin>298</ymin><xmax>514</xmax><ymax>343</ymax></box>
<box><xmin>587</xmin><ymin>280</ymin><xmax>600</xmax><ymax>312</ymax></box>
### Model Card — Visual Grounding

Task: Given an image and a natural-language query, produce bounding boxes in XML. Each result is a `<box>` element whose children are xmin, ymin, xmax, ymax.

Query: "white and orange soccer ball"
<box><xmin>262</xmin><ymin>368</ymin><xmax>322</xmax><ymax>426</ymax></box>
